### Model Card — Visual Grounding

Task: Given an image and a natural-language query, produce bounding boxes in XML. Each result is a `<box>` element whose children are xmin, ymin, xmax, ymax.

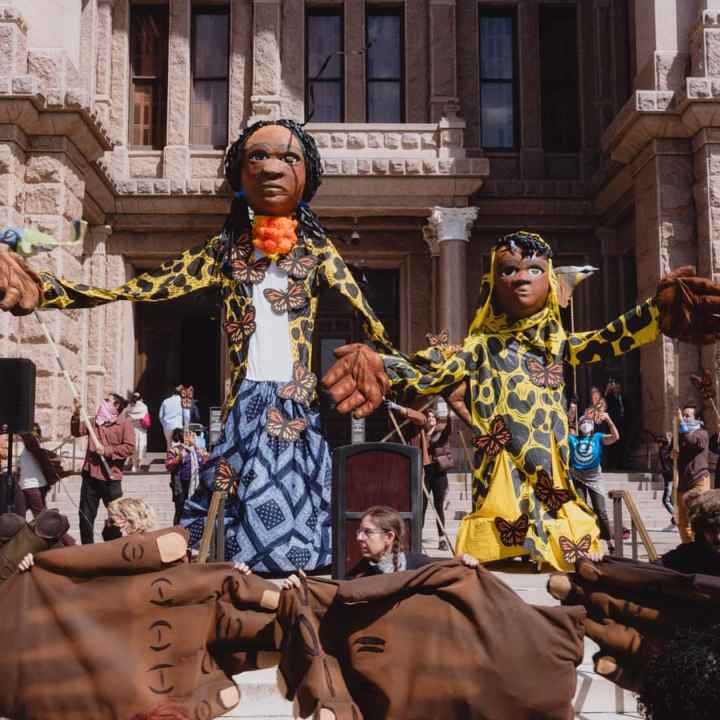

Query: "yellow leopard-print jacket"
<box><xmin>38</xmin><ymin>232</ymin><xmax>394</xmax><ymax>414</ymax></box>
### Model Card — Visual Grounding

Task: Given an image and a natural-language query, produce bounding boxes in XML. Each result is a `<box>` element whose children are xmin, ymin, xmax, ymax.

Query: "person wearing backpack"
<box><xmin>125</xmin><ymin>392</ymin><xmax>150</xmax><ymax>472</ymax></box>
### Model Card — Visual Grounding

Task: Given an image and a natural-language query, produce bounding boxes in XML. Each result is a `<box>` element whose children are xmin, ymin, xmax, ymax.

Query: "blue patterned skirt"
<box><xmin>180</xmin><ymin>379</ymin><xmax>332</xmax><ymax>573</ymax></box>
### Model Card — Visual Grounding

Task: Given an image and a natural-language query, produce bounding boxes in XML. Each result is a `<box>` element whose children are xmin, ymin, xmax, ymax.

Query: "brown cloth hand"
<box><xmin>0</xmin><ymin>245</ymin><xmax>41</xmax><ymax>315</ymax></box>
<box><xmin>276</xmin><ymin>560</ymin><xmax>585</xmax><ymax>720</ymax></box>
<box><xmin>321</xmin><ymin>343</ymin><xmax>390</xmax><ymax>418</ymax></box>
<box><xmin>548</xmin><ymin>557</ymin><xmax>720</xmax><ymax>692</ymax></box>
<box><xmin>655</xmin><ymin>266</ymin><xmax>720</xmax><ymax>344</ymax></box>
<box><xmin>0</xmin><ymin>527</ymin><xmax>281</xmax><ymax>720</ymax></box>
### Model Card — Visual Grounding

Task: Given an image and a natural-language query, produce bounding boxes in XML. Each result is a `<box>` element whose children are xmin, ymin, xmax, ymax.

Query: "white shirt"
<box><xmin>245</xmin><ymin>251</ymin><xmax>294</xmax><ymax>383</ymax></box>
<box><xmin>159</xmin><ymin>394</ymin><xmax>183</xmax><ymax>430</ymax></box>
<box><xmin>125</xmin><ymin>400</ymin><xmax>149</xmax><ymax>429</ymax></box>
<box><xmin>18</xmin><ymin>449</ymin><xmax>47</xmax><ymax>490</ymax></box>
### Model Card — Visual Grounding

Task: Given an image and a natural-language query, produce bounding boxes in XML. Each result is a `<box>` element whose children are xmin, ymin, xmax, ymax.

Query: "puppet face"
<box><xmin>493</xmin><ymin>248</ymin><xmax>550</xmax><ymax>320</ymax></box>
<box><xmin>241</xmin><ymin>125</ymin><xmax>307</xmax><ymax>216</ymax></box>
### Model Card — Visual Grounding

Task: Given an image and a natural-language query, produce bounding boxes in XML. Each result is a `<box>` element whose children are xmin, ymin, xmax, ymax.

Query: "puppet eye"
<box><xmin>248</xmin><ymin>150</ymin><xmax>268</xmax><ymax>161</ymax></box>
<box><xmin>528</xmin><ymin>267</ymin><xmax>544</xmax><ymax>278</ymax></box>
<box><xmin>283</xmin><ymin>153</ymin><xmax>302</xmax><ymax>165</ymax></box>
<box><xmin>499</xmin><ymin>267</ymin><xmax>517</xmax><ymax>277</ymax></box>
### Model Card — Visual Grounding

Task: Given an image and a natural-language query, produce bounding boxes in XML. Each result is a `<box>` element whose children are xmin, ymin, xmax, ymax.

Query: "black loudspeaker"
<box><xmin>332</xmin><ymin>442</ymin><xmax>423</xmax><ymax>579</ymax></box>
<box><xmin>0</xmin><ymin>358</ymin><xmax>36</xmax><ymax>433</ymax></box>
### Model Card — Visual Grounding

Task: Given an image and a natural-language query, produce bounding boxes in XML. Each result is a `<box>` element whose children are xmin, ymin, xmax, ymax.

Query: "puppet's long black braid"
<box><xmin>494</xmin><ymin>230</ymin><xmax>553</xmax><ymax>259</ymax></box>
<box><xmin>218</xmin><ymin>119</ymin><xmax>325</xmax><ymax>263</ymax></box>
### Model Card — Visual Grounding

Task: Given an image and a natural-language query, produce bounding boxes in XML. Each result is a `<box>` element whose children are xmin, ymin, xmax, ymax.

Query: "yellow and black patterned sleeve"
<box><xmin>39</xmin><ymin>237</ymin><xmax>223</xmax><ymax>310</ymax></box>
<box><xmin>565</xmin><ymin>298</ymin><xmax>660</xmax><ymax>367</ymax></box>
<box><xmin>316</xmin><ymin>238</ymin><xmax>396</xmax><ymax>354</ymax></box>
<box><xmin>383</xmin><ymin>342</ymin><xmax>472</xmax><ymax>400</ymax></box>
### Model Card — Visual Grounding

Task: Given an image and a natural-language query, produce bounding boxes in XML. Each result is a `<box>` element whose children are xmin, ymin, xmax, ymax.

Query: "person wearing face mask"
<box><xmin>676</xmin><ymin>404</ymin><xmax>711</xmax><ymax>543</ymax></box>
<box><xmin>568</xmin><ymin>412</ymin><xmax>619</xmax><ymax>551</ymax></box>
<box><xmin>71</xmin><ymin>394</ymin><xmax>135</xmax><ymax>544</ymax></box>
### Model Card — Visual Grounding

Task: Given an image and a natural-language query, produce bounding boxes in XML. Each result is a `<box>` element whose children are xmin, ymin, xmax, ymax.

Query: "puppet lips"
<box><xmin>260</xmin><ymin>184</ymin><xmax>288</xmax><ymax>196</ymax></box>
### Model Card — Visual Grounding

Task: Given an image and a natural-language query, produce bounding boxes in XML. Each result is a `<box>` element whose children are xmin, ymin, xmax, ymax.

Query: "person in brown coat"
<box><xmin>676</xmin><ymin>403</ymin><xmax>711</xmax><ymax>543</ymax></box>
<box><xmin>72</xmin><ymin>393</ymin><xmax>135</xmax><ymax>544</ymax></box>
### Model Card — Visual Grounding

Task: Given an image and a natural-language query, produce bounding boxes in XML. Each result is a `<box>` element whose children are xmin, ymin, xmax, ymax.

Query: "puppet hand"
<box><xmin>0</xmin><ymin>245</ymin><xmax>41</xmax><ymax>315</ymax></box>
<box><xmin>321</xmin><ymin>343</ymin><xmax>389</xmax><ymax>418</ymax></box>
<box><xmin>656</xmin><ymin>266</ymin><xmax>720</xmax><ymax>344</ymax></box>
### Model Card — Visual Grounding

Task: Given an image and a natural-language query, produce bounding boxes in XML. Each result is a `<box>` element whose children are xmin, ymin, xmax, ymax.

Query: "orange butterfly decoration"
<box><xmin>213</xmin><ymin>457</ymin><xmax>238</xmax><ymax>494</ymax></box>
<box><xmin>584</xmin><ymin>399</ymin><xmax>607</xmax><ymax>423</ymax></box>
<box><xmin>263</xmin><ymin>282</ymin><xmax>307</xmax><ymax>315</ymax></box>
<box><xmin>180</xmin><ymin>385</ymin><xmax>194</xmax><ymax>409</ymax></box>
<box><xmin>426</xmin><ymin>329</ymin><xmax>449</xmax><ymax>347</ymax></box>
<box><xmin>472</xmin><ymin>416</ymin><xmax>512</xmax><ymax>458</ymax></box>
<box><xmin>494</xmin><ymin>514</ymin><xmax>529</xmax><ymax>547</ymax></box>
<box><xmin>525</xmin><ymin>357</ymin><xmax>564</xmax><ymax>389</ymax></box>
<box><xmin>558</xmin><ymin>534</ymin><xmax>592</xmax><ymax>564</ymax></box>
<box><xmin>534</xmin><ymin>469</ymin><xmax>574</xmax><ymax>514</ymax></box>
<box><xmin>691</xmin><ymin>369</ymin><xmax>716</xmax><ymax>400</ymax></box>
<box><xmin>277</xmin><ymin>252</ymin><xmax>318</xmax><ymax>280</ymax></box>
<box><xmin>231</xmin><ymin>255</ymin><xmax>271</xmax><ymax>284</ymax></box>
<box><xmin>278</xmin><ymin>362</ymin><xmax>317</xmax><ymax>406</ymax></box>
<box><xmin>266</xmin><ymin>407</ymin><xmax>307</xmax><ymax>442</ymax></box>
<box><xmin>224</xmin><ymin>305</ymin><xmax>256</xmax><ymax>344</ymax></box>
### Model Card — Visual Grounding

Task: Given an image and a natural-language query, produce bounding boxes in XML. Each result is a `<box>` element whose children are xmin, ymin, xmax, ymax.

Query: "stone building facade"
<box><xmin>1</xmin><ymin>0</ymin><xmax>720</xmax><ymax>451</ymax></box>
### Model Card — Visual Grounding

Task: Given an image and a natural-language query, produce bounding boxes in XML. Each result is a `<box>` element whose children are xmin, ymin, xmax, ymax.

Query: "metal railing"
<box><xmin>608</xmin><ymin>489</ymin><xmax>658</xmax><ymax>561</ymax></box>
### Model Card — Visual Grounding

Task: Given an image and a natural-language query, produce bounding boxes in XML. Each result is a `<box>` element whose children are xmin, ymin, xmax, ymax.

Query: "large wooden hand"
<box><xmin>0</xmin><ymin>245</ymin><xmax>41</xmax><ymax>314</ymax></box>
<box><xmin>321</xmin><ymin>343</ymin><xmax>390</xmax><ymax>418</ymax></box>
<box><xmin>656</xmin><ymin>266</ymin><xmax>720</xmax><ymax>344</ymax></box>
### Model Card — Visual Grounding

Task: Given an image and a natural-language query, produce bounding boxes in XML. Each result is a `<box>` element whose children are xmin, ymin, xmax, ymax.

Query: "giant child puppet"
<box><xmin>0</xmin><ymin>120</ymin><xmax>396</xmax><ymax>573</ymax></box>
<box><xmin>323</xmin><ymin>231</ymin><xmax>720</xmax><ymax>570</ymax></box>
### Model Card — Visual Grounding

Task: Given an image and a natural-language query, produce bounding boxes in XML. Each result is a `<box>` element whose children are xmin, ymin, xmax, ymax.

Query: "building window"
<box><xmin>539</xmin><ymin>4</ymin><xmax>580</xmax><ymax>152</ymax></box>
<box><xmin>305</xmin><ymin>7</ymin><xmax>344</xmax><ymax>122</ymax></box>
<box><xmin>366</xmin><ymin>6</ymin><xmax>404</xmax><ymax>123</ymax></box>
<box><xmin>191</xmin><ymin>7</ymin><xmax>230</xmax><ymax>147</ymax></box>
<box><xmin>478</xmin><ymin>9</ymin><xmax>516</xmax><ymax>150</ymax></box>
<box><xmin>130</xmin><ymin>5</ymin><xmax>169</xmax><ymax>149</ymax></box>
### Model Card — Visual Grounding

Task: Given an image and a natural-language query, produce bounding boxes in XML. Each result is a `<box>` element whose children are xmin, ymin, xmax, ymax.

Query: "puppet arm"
<box><xmin>566</xmin><ymin>298</ymin><xmax>660</xmax><ymax>367</ymax></box>
<box><xmin>38</xmin><ymin>236</ymin><xmax>223</xmax><ymax>310</ymax></box>
<box><xmin>317</xmin><ymin>239</ymin><xmax>396</xmax><ymax>354</ymax></box>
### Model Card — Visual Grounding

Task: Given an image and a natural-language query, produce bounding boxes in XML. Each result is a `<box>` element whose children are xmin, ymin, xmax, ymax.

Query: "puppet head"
<box><xmin>470</xmin><ymin>230</ymin><xmax>559</xmax><ymax>337</ymax></box>
<box><xmin>219</xmin><ymin>119</ymin><xmax>326</xmax><ymax>260</ymax></box>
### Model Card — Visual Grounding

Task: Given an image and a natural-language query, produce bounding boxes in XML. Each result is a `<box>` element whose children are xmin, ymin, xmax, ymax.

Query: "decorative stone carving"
<box><xmin>428</xmin><ymin>206</ymin><xmax>479</xmax><ymax>243</ymax></box>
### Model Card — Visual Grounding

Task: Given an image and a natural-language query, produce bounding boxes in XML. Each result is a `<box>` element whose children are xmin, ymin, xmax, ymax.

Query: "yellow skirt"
<box><xmin>455</xmin><ymin>445</ymin><xmax>601</xmax><ymax>572</ymax></box>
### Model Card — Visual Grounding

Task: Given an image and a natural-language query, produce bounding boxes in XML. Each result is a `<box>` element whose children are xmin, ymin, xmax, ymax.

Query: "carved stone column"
<box><xmin>250</xmin><ymin>0</ymin><xmax>282</xmax><ymax>122</ymax></box>
<box><xmin>95</xmin><ymin>0</ymin><xmax>114</xmax><ymax>128</ymax></box>
<box><xmin>428</xmin><ymin>0</ymin><xmax>459</xmax><ymax>122</ymax></box>
<box><xmin>229</xmin><ymin>0</ymin><xmax>253</xmax><ymax>136</ymax></box>
<box><xmin>428</xmin><ymin>207</ymin><xmax>478</xmax><ymax>344</ymax></box>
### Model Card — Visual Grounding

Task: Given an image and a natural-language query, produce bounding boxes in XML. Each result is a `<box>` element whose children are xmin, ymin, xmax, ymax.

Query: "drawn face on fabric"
<box><xmin>241</xmin><ymin>125</ymin><xmax>307</xmax><ymax>216</ymax></box>
<box><xmin>492</xmin><ymin>247</ymin><xmax>550</xmax><ymax>321</ymax></box>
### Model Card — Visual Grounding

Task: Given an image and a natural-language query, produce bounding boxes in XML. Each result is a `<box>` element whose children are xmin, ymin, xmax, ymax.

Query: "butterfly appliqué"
<box><xmin>525</xmin><ymin>356</ymin><xmax>564</xmax><ymax>389</ymax></box>
<box><xmin>277</xmin><ymin>252</ymin><xmax>319</xmax><ymax>280</ymax></box>
<box><xmin>278</xmin><ymin>362</ymin><xmax>317</xmax><ymax>406</ymax></box>
<box><xmin>224</xmin><ymin>305</ymin><xmax>256</xmax><ymax>344</ymax></box>
<box><xmin>426</xmin><ymin>329</ymin><xmax>449</xmax><ymax>347</ymax></box>
<box><xmin>263</xmin><ymin>282</ymin><xmax>307</xmax><ymax>315</ymax></box>
<box><xmin>558</xmin><ymin>534</ymin><xmax>592</xmax><ymax>564</ymax></box>
<box><xmin>494</xmin><ymin>514</ymin><xmax>529</xmax><ymax>547</ymax></box>
<box><xmin>472</xmin><ymin>416</ymin><xmax>512</xmax><ymax>458</ymax></box>
<box><xmin>534</xmin><ymin>469</ymin><xmax>574</xmax><ymax>513</ymax></box>
<box><xmin>266</xmin><ymin>406</ymin><xmax>307</xmax><ymax>442</ymax></box>
<box><xmin>213</xmin><ymin>457</ymin><xmax>238</xmax><ymax>494</ymax></box>
<box><xmin>180</xmin><ymin>385</ymin><xmax>194</xmax><ymax>409</ymax></box>
<box><xmin>231</xmin><ymin>254</ymin><xmax>271</xmax><ymax>284</ymax></box>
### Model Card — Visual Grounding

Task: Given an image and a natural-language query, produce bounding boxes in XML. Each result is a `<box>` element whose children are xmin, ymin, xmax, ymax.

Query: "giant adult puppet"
<box><xmin>0</xmin><ymin>119</ymin><xmax>395</xmax><ymax>572</ymax></box>
<box><xmin>323</xmin><ymin>231</ymin><xmax>720</xmax><ymax>571</ymax></box>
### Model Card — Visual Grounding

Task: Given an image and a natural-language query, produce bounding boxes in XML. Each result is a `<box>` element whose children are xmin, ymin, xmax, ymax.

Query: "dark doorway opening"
<box><xmin>134</xmin><ymin>288</ymin><xmax>222</xmax><ymax>451</ymax></box>
<box><xmin>313</xmin><ymin>266</ymin><xmax>401</xmax><ymax>450</ymax></box>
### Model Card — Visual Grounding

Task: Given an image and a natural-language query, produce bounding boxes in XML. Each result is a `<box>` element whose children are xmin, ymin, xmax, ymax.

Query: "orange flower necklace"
<box><xmin>252</xmin><ymin>216</ymin><xmax>298</xmax><ymax>260</ymax></box>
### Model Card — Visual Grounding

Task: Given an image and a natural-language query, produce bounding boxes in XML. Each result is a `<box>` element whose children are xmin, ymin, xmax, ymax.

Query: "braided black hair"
<box><xmin>219</xmin><ymin>119</ymin><xmax>325</xmax><ymax>259</ymax></box>
<box><xmin>494</xmin><ymin>230</ymin><xmax>553</xmax><ymax>259</ymax></box>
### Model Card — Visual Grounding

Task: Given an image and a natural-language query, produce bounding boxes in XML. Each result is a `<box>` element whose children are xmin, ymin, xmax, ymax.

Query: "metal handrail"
<box><xmin>608</xmin><ymin>489</ymin><xmax>658</xmax><ymax>561</ymax></box>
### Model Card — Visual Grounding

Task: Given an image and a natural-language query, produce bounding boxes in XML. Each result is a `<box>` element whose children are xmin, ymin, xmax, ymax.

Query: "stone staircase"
<box><xmin>45</xmin><ymin>467</ymin><xmax>668</xmax><ymax>719</ymax></box>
